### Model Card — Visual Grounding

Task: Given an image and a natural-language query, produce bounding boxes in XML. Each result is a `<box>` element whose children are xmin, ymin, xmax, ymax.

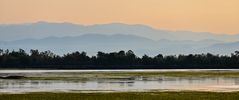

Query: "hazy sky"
<box><xmin>1</xmin><ymin>0</ymin><xmax>239</xmax><ymax>34</ymax></box>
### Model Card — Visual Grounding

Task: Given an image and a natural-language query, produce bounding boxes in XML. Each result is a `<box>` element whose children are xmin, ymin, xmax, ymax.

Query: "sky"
<box><xmin>0</xmin><ymin>0</ymin><xmax>239</xmax><ymax>34</ymax></box>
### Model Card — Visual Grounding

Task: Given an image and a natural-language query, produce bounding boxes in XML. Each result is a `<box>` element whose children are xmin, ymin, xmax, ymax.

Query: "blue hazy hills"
<box><xmin>0</xmin><ymin>22</ymin><xmax>238</xmax><ymax>56</ymax></box>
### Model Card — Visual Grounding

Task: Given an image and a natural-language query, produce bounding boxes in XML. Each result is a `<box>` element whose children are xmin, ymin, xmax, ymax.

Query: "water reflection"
<box><xmin>1</xmin><ymin>70</ymin><xmax>239</xmax><ymax>93</ymax></box>
<box><xmin>1</xmin><ymin>77</ymin><xmax>239</xmax><ymax>93</ymax></box>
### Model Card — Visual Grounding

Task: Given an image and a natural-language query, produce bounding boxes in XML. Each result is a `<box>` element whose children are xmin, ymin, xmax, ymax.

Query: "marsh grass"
<box><xmin>1</xmin><ymin>92</ymin><xmax>239</xmax><ymax>100</ymax></box>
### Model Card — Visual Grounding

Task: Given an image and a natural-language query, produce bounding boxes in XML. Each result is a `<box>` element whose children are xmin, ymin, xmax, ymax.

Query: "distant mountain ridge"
<box><xmin>0</xmin><ymin>22</ymin><xmax>239</xmax><ymax>42</ymax></box>
<box><xmin>1</xmin><ymin>22</ymin><xmax>239</xmax><ymax>55</ymax></box>
<box><xmin>1</xmin><ymin>34</ymin><xmax>238</xmax><ymax>56</ymax></box>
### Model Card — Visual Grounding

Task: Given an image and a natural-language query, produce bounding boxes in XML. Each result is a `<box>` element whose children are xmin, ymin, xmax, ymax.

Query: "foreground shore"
<box><xmin>1</xmin><ymin>92</ymin><xmax>239</xmax><ymax>100</ymax></box>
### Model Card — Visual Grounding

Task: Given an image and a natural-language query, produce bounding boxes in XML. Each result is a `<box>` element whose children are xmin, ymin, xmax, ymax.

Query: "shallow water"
<box><xmin>1</xmin><ymin>69</ymin><xmax>239</xmax><ymax>93</ymax></box>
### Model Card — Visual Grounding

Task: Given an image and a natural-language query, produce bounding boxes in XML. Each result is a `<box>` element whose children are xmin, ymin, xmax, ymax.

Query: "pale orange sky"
<box><xmin>0</xmin><ymin>0</ymin><xmax>239</xmax><ymax>34</ymax></box>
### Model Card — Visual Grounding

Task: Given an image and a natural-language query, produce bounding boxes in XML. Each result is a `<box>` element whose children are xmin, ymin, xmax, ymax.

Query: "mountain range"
<box><xmin>1</xmin><ymin>22</ymin><xmax>239</xmax><ymax>42</ymax></box>
<box><xmin>0</xmin><ymin>22</ymin><xmax>239</xmax><ymax>56</ymax></box>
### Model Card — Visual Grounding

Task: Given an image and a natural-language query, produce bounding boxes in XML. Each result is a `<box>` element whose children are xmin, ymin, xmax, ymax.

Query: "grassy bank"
<box><xmin>1</xmin><ymin>92</ymin><xmax>239</xmax><ymax>100</ymax></box>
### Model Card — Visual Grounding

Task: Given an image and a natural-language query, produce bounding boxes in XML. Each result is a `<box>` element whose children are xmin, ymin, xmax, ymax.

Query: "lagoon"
<box><xmin>1</xmin><ymin>69</ymin><xmax>239</xmax><ymax>93</ymax></box>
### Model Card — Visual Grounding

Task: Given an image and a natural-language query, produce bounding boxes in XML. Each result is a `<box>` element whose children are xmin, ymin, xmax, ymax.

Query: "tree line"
<box><xmin>0</xmin><ymin>49</ymin><xmax>239</xmax><ymax>69</ymax></box>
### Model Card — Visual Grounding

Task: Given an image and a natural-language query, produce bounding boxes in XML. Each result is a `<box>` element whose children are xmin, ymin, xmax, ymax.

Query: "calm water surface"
<box><xmin>1</xmin><ymin>69</ymin><xmax>239</xmax><ymax>93</ymax></box>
